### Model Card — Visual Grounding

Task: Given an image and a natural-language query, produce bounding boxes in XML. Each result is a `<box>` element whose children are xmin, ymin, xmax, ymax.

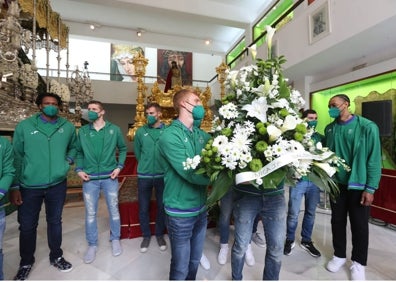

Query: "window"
<box><xmin>226</xmin><ymin>38</ymin><xmax>246</xmax><ymax>69</ymax></box>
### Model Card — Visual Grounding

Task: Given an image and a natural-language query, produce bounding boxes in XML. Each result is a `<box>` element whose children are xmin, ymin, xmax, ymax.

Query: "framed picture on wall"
<box><xmin>157</xmin><ymin>49</ymin><xmax>193</xmax><ymax>86</ymax></box>
<box><xmin>308</xmin><ymin>0</ymin><xmax>331</xmax><ymax>44</ymax></box>
<box><xmin>110</xmin><ymin>44</ymin><xmax>144</xmax><ymax>82</ymax></box>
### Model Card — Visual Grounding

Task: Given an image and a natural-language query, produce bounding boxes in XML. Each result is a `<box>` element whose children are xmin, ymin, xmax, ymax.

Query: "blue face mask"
<box><xmin>192</xmin><ymin>105</ymin><xmax>205</xmax><ymax>120</ymax></box>
<box><xmin>42</xmin><ymin>105</ymin><xmax>58</xmax><ymax>117</ymax></box>
<box><xmin>307</xmin><ymin>120</ymin><xmax>318</xmax><ymax>128</ymax></box>
<box><xmin>88</xmin><ymin>111</ymin><xmax>99</xmax><ymax>121</ymax></box>
<box><xmin>147</xmin><ymin>115</ymin><xmax>156</xmax><ymax>126</ymax></box>
<box><xmin>186</xmin><ymin>101</ymin><xmax>205</xmax><ymax>120</ymax></box>
<box><xmin>328</xmin><ymin>107</ymin><xmax>340</xmax><ymax>118</ymax></box>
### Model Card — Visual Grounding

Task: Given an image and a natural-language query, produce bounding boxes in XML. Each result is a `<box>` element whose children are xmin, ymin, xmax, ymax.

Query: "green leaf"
<box><xmin>195</xmin><ymin>167</ymin><xmax>206</xmax><ymax>175</ymax></box>
<box><xmin>207</xmin><ymin>171</ymin><xmax>233</xmax><ymax>207</ymax></box>
<box><xmin>210</xmin><ymin>170</ymin><xmax>220</xmax><ymax>182</ymax></box>
<box><xmin>262</xmin><ymin>169</ymin><xmax>286</xmax><ymax>188</ymax></box>
<box><xmin>307</xmin><ymin>166</ymin><xmax>340</xmax><ymax>200</ymax></box>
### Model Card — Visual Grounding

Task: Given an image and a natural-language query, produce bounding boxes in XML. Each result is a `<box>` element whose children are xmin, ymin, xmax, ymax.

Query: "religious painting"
<box><xmin>157</xmin><ymin>49</ymin><xmax>193</xmax><ymax>86</ymax></box>
<box><xmin>110</xmin><ymin>44</ymin><xmax>144</xmax><ymax>82</ymax></box>
<box><xmin>308</xmin><ymin>0</ymin><xmax>331</xmax><ymax>44</ymax></box>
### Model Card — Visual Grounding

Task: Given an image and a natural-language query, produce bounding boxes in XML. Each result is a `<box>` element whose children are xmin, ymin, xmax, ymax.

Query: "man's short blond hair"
<box><xmin>173</xmin><ymin>87</ymin><xmax>198</xmax><ymax>112</ymax></box>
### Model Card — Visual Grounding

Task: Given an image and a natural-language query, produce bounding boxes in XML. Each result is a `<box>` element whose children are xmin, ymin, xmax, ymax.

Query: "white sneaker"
<box><xmin>252</xmin><ymin>232</ymin><xmax>266</xmax><ymax>248</ymax></box>
<box><xmin>350</xmin><ymin>261</ymin><xmax>366</xmax><ymax>280</ymax></box>
<box><xmin>83</xmin><ymin>246</ymin><xmax>97</xmax><ymax>264</ymax></box>
<box><xmin>111</xmin><ymin>240</ymin><xmax>122</xmax><ymax>257</ymax></box>
<box><xmin>218</xmin><ymin>243</ymin><xmax>229</xmax><ymax>265</ymax></box>
<box><xmin>200</xmin><ymin>253</ymin><xmax>211</xmax><ymax>270</ymax></box>
<box><xmin>245</xmin><ymin>244</ymin><xmax>255</xmax><ymax>266</ymax></box>
<box><xmin>326</xmin><ymin>255</ymin><xmax>346</xmax><ymax>273</ymax></box>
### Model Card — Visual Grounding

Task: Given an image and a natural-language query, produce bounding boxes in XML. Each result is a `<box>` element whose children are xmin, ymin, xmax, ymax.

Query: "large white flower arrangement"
<box><xmin>184</xmin><ymin>27</ymin><xmax>349</xmax><ymax>206</ymax></box>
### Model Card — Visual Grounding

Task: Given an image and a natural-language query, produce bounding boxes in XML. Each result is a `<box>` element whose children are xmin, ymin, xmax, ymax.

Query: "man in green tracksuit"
<box><xmin>10</xmin><ymin>92</ymin><xmax>77</xmax><ymax>280</ymax></box>
<box><xmin>158</xmin><ymin>88</ymin><xmax>210</xmax><ymax>280</ymax></box>
<box><xmin>75</xmin><ymin>100</ymin><xmax>127</xmax><ymax>264</ymax></box>
<box><xmin>134</xmin><ymin>102</ymin><xmax>167</xmax><ymax>253</ymax></box>
<box><xmin>324</xmin><ymin>94</ymin><xmax>381</xmax><ymax>280</ymax></box>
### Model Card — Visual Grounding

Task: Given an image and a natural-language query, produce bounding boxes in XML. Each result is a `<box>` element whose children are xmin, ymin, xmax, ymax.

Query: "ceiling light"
<box><xmin>137</xmin><ymin>31</ymin><xmax>142</xmax><ymax>37</ymax></box>
<box><xmin>205</xmin><ymin>40</ymin><xmax>211</xmax><ymax>45</ymax></box>
<box><xmin>88</xmin><ymin>23</ymin><xmax>101</xmax><ymax>30</ymax></box>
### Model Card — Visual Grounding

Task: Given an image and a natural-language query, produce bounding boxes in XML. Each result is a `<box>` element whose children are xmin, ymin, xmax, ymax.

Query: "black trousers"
<box><xmin>330</xmin><ymin>184</ymin><xmax>370</xmax><ymax>265</ymax></box>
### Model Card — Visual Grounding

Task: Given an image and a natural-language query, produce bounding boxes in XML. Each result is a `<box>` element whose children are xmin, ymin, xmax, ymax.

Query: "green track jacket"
<box><xmin>158</xmin><ymin>119</ymin><xmax>210</xmax><ymax>217</ymax></box>
<box><xmin>75</xmin><ymin>121</ymin><xmax>127</xmax><ymax>178</ymax></box>
<box><xmin>12</xmin><ymin>113</ymin><xmax>77</xmax><ymax>189</ymax></box>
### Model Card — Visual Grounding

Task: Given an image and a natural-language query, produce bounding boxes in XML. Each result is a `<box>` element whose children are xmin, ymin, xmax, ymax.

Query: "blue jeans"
<box><xmin>83</xmin><ymin>178</ymin><xmax>120</xmax><ymax>246</ymax></box>
<box><xmin>138</xmin><ymin>178</ymin><xmax>166</xmax><ymax>238</ymax></box>
<box><xmin>231</xmin><ymin>191</ymin><xmax>286</xmax><ymax>280</ymax></box>
<box><xmin>18</xmin><ymin>180</ymin><xmax>67</xmax><ymax>265</ymax></box>
<box><xmin>218</xmin><ymin>189</ymin><xmax>262</xmax><ymax>244</ymax></box>
<box><xmin>218</xmin><ymin>189</ymin><xmax>234</xmax><ymax>244</ymax></box>
<box><xmin>0</xmin><ymin>208</ymin><xmax>5</xmax><ymax>280</ymax></box>
<box><xmin>286</xmin><ymin>180</ymin><xmax>320</xmax><ymax>243</ymax></box>
<box><xmin>166</xmin><ymin>212</ymin><xmax>207</xmax><ymax>280</ymax></box>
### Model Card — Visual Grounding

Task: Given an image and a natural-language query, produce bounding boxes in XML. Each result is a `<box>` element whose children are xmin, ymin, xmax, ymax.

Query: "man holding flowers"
<box><xmin>158</xmin><ymin>88</ymin><xmax>210</xmax><ymax>280</ymax></box>
<box><xmin>183</xmin><ymin>26</ymin><xmax>348</xmax><ymax>280</ymax></box>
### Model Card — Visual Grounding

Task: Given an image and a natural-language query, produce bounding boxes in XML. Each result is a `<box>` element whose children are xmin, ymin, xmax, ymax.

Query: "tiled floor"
<box><xmin>3</xmin><ymin>192</ymin><xmax>396</xmax><ymax>280</ymax></box>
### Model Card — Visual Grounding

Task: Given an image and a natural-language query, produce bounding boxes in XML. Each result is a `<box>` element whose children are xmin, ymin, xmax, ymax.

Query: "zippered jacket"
<box><xmin>12</xmin><ymin>113</ymin><xmax>77</xmax><ymax>189</ymax></box>
<box><xmin>324</xmin><ymin>115</ymin><xmax>382</xmax><ymax>193</ymax></box>
<box><xmin>134</xmin><ymin>123</ymin><xmax>166</xmax><ymax>178</ymax></box>
<box><xmin>158</xmin><ymin>119</ymin><xmax>210</xmax><ymax>217</ymax></box>
<box><xmin>75</xmin><ymin>121</ymin><xmax>127</xmax><ymax>179</ymax></box>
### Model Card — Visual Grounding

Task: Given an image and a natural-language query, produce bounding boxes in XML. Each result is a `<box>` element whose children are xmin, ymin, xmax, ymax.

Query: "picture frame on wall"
<box><xmin>308</xmin><ymin>0</ymin><xmax>331</xmax><ymax>44</ymax></box>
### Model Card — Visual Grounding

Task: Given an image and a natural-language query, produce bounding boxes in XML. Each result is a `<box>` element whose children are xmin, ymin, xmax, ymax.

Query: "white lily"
<box><xmin>267</xmin><ymin>124</ymin><xmax>282</xmax><ymax>142</ymax></box>
<box><xmin>266</xmin><ymin>25</ymin><xmax>276</xmax><ymax>59</ymax></box>
<box><xmin>242</xmin><ymin>97</ymin><xmax>268</xmax><ymax>122</ymax></box>
<box><xmin>281</xmin><ymin>115</ymin><xmax>298</xmax><ymax>132</ymax></box>
<box><xmin>248</xmin><ymin>44</ymin><xmax>257</xmax><ymax>60</ymax></box>
<box><xmin>313</xmin><ymin>161</ymin><xmax>337</xmax><ymax>177</ymax></box>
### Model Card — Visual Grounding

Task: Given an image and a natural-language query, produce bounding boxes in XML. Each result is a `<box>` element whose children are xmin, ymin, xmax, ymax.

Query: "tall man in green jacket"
<box><xmin>75</xmin><ymin>100</ymin><xmax>127</xmax><ymax>264</ymax></box>
<box><xmin>324</xmin><ymin>94</ymin><xmax>381</xmax><ymax>280</ymax></box>
<box><xmin>10</xmin><ymin>93</ymin><xmax>77</xmax><ymax>280</ymax></box>
<box><xmin>158</xmin><ymin>88</ymin><xmax>210</xmax><ymax>280</ymax></box>
<box><xmin>134</xmin><ymin>102</ymin><xmax>167</xmax><ymax>253</ymax></box>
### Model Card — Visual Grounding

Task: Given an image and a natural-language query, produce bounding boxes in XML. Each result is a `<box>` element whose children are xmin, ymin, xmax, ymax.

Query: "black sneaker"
<box><xmin>301</xmin><ymin>241</ymin><xmax>321</xmax><ymax>257</ymax></box>
<box><xmin>50</xmin><ymin>257</ymin><xmax>73</xmax><ymax>272</ymax></box>
<box><xmin>283</xmin><ymin>239</ymin><xmax>295</xmax><ymax>256</ymax></box>
<box><xmin>14</xmin><ymin>265</ymin><xmax>33</xmax><ymax>280</ymax></box>
<box><xmin>140</xmin><ymin>237</ymin><xmax>151</xmax><ymax>253</ymax></box>
<box><xmin>156</xmin><ymin>236</ymin><xmax>167</xmax><ymax>251</ymax></box>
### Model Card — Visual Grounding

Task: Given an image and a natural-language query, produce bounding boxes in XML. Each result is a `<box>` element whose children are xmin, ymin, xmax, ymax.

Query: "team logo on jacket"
<box><xmin>58</xmin><ymin>128</ymin><xmax>64</xmax><ymax>133</ymax></box>
<box><xmin>109</xmin><ymin>129</ymin><xmax>114</xmax><ymax>135</ymax></box>
<box><xmin>30</xmin><ymin>130</ymin><xmax>39</xmax><ymax>135</ymax></box>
